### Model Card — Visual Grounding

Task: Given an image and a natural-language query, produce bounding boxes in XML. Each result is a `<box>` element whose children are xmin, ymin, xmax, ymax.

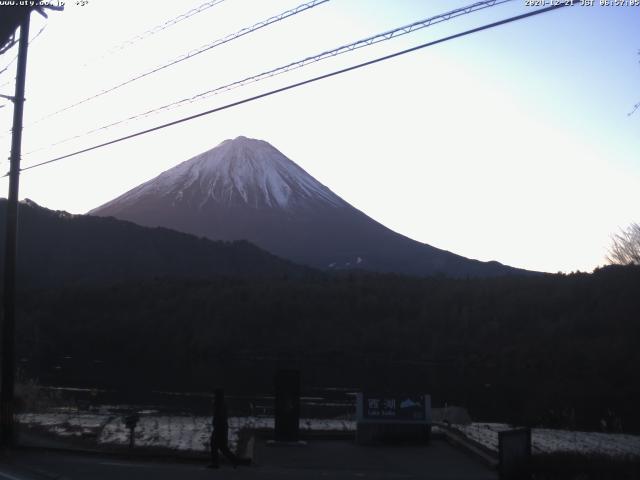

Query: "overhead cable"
<box><xmin>0</xmin><ymin>23</ymin><xmax>47</xmax><ymax>82</ymax></box>
<box><xmin>24</xmin><ymin>0</ymin><xmax>513</xmax><ymax>155</ymax></box>
<box><xmin>26</xmin><ymin>0</ymin><xmax>330</xmax><ymax>127</ymax></box>
<box><xmin>12</xmin><ymin>2</ymin><xmax>574</xmax><ymax>176</ymax></box>
<box><xmin>83</xmin><ymin>0</ymin><xmax>229</xmax><ymax>65</ymax></box>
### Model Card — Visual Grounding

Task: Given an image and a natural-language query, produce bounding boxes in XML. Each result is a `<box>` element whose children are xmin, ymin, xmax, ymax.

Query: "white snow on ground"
<box><xmin>531</xmin><ymin>428</ymin><xmax>640</xmax><ymax>458</ymax></box>
<box><xmin>20</xmin><ymin>413</ymin><xmax>639</xmax><ymax>459</ymax></box>
<box><xmin>451</xmin><ymin>423</ymin><xmax>640</xmax><ymax>458</ymax></box>
<box><xmin>17</xmin><ymin>413</ymin><xmax>355</xmax><ymax>453</ymax></box>
<box><xmin>17</xmin><ymin>413</ymin><xmax>109</xmax><ymax>437</ymax></box>
<box><xmin>99</xmin><ymin>415</ymin><xmax>212</xmax><ymax>452</ymax></box>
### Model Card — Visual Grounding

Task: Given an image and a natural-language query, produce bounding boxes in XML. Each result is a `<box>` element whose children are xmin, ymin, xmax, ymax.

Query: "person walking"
<box><xmin>208</xmin><ymin>388</ymin><xmax>251</xmax><ymax>468</ymax></box>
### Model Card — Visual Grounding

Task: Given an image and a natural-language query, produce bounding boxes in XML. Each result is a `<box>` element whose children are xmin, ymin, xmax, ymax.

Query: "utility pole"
<box><xmin>1</xmin><ymin>11</ymin><xmax>31</xmax><ymax>447</ymax></box>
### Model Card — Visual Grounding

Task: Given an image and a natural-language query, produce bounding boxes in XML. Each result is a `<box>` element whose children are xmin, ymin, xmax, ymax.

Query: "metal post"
<box><xmin>1</xmin><ymin>11</ymin><xmax>31</xmax><ymax>447</ymax></box>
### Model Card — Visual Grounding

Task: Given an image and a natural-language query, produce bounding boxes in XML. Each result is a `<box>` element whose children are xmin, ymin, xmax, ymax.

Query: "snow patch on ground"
<box><xmin>99</xmin><ymin>415</ymin><xmax>212</xmax><ymax>452</ymax></box>
<box><xmin>17</xmin><ymin>413</ymin><xmax>355</xmax><ymax>454</ymax></box>
<box><xmin>451</xmin><ymin>423</ymin><xmax>640</xmax><ymax>459</ymax></box>
<box><xmin>18</xmin><ymin>413</ymin><xmax>110</xmax><ymax>438</ymax></box>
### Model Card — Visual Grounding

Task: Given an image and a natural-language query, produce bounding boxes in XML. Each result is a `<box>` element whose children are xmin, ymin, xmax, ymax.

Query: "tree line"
<box><xmin>13</xmin><ymin>264</ymin><xmax>640</xmax><ymax>433</ymax></box>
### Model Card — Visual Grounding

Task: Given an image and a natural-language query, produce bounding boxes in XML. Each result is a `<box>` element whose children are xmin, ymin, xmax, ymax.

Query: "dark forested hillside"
<box><xmin>14</xmin><ymin>265</ymin><xmax>640</xmax><ymax>432</ymax></box>
<box><xmin>0</xmin><ymin>199</ymin><xmax>312</xmax><ymax>288</ymax></box>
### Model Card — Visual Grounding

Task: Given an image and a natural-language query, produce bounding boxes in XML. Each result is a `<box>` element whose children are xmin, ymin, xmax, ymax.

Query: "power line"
<box><xmin>13</xmin><ymin>2</ymin><xmax>573</xmax><ymax>176</ymax></box>
<box><xmin>0</xmin><ymin>24</ymin><xmax>46</xmax><ymax>109</ymax></box>
<box><xmin>0</xmin><ymin>60</ymin><xmax>16</xmax><ymax>81</ymax></box>
<box><xmin>23</xmin><ymin>0</ymin><xmax>513</xmax><ymax>156</ymax></box>
<box><xmin>26</xmin><ymin>0</ymin><xmax>329</xmax><ymax>128</ymax></box>
<box><xmin>0</xmin><ymin>78</ymin><xmax>14</xmax><ymax>90</ymax></box>
<box><xmin>83</xmin><ymin>0</ymin><xmax>229</xmax><ymax>65</ymax></box>
<box><xmin>0</xmin><ymin>23</ymin><xmax>47</xmax><ymax>83</ymax></box>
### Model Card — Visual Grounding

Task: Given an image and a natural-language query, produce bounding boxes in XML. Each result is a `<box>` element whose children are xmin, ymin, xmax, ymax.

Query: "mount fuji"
<box><xmin>90</xmin><ymin>136</ymin><xmax>527</xmax><ymax>277</ymax></box>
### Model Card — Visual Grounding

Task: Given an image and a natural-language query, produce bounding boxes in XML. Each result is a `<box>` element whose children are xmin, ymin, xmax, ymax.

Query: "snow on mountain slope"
<box><xmin>97</xmin><ymin>136</ymin><xmax>344</xmax><ymax>212</ymax></box>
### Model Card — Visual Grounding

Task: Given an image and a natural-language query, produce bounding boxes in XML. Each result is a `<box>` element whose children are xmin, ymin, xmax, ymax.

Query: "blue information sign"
<box><xmin>358</xmin><ymin>394</ymin><xmax>431</xmax><ymax>424</ymax></box>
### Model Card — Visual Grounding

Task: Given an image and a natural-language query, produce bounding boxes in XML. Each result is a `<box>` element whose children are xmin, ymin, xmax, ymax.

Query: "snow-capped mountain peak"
<box><xmin>104</xmin><ymin>136</ymin><xmax>343</xmax><ymax>211</ymax></box>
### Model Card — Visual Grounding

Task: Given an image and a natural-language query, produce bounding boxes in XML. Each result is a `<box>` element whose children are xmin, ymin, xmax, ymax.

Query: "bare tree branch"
<box><xmin>606</xmin><ymin>223</ymin><xmax>640</xmax><ymax>265</ymax></box>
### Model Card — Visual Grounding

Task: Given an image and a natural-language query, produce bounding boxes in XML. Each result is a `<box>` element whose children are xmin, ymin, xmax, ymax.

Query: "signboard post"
<box><xmin>356</xmin><ymin>393</ymin><xmax>432</xmax><ymax>445</ymax></box>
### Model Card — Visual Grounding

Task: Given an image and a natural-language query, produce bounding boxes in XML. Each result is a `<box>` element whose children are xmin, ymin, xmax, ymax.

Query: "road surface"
<box><xmin>1</xmin><ymin>439</ymin><xmax>497</xmax><ymax>479</ymax></box>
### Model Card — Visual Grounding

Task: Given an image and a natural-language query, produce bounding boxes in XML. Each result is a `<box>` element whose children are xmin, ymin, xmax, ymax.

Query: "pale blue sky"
<box><xmin>0</xmin><ymin>0</ymin><xmax>638</xmax><ymax>273</ymax></box>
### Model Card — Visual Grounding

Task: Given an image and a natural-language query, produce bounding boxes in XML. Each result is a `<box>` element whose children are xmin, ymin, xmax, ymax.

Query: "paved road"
<box><xmin>252</xmin><ymin>438</ymin><xmax>497</xmax><ymax>479</ymax></box>
<box><xmin>0</xmin><ymin>439</ymin><xmax>497</xmax><ymax>479</ymax></box>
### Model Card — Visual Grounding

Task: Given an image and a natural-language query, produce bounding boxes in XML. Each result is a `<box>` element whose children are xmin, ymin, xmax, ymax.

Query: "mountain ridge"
<box><xmin>0</xmin><ymin>198</ymin><xmax>311</xmax><ymax>289</ymax></box>
<box><xmin>91</xmin><ymin>136</ymin><xmax>534</xmax><ymax>277</ymax></box>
